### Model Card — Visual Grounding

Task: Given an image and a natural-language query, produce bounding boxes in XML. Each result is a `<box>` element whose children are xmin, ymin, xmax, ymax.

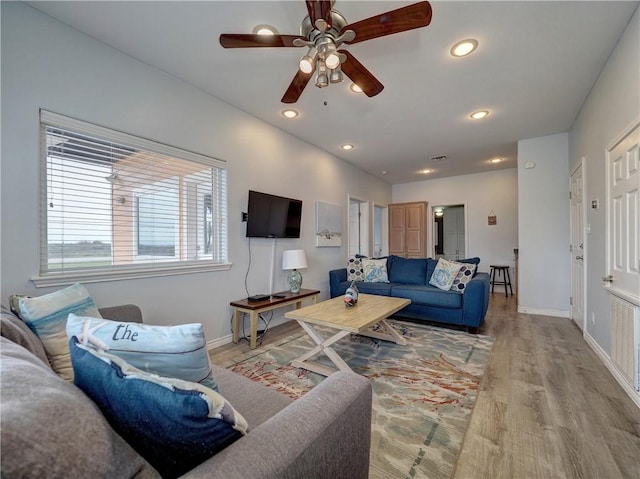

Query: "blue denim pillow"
<box><xmin>69</xmin><ymin>337</ymin><xmax>247</xmax><ymax>478</ymax></box>
<box><xmin>388</xmin><ymin>257</ymin><xmax>427</xmax><ymax>285</ymax></box>
<box><xmin>426</xmin><ymin>258</ymin><xmax>438</xmax><ymax>284</ymax></box>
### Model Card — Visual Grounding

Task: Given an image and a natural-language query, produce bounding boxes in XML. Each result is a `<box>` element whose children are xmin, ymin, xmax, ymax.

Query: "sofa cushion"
<box><xmin>429</xmin><ymin>258</ymin><xmax>463</xmax><ymax>290</ymax></box>
<box><xmin>70</xmin><ymin>337</ymin><xmax>248</xmax><ymax>479</ymax></box>
<box><xmin>66</xmin><ymin>313</ymin><xmax>219</xmax><ymax>391</ymax></box>
<box><xmin>426</xmin><ymin>258</ymin><xmax>439</xmax><ymax>283</ymax></box>
<box><xmin>450</xmin><ymin>262</ymin><xmax>478</xmax><ymax>292</ymax></box>
<box><xmin>17</xmin><ymin>283</ymin><xmax>102</xmax><ymax>380</ymax></box>
<box><xmin>354</xmin><ymin>281</ymin><xmax>394</xmax><ymax>296</ymax></box>
<box><xmin>0</xmin><ymin>337</ymin><xmax>159</xmax><ymax>479</ymax></box>
<box><xmin>388</xmin><ymin>256</ymin><xmax>427</xmax><ymax>285</ymax></box>
<box><xmin>391</xmin><ymin>285</ymin><xmax>463</xmax><ymax>309</ymax></box>
<box><xmin>363</xmin><ymin>258</ymin><xmax>389</xmax><ymax>283</ymax></box>
<box><xmin>346</xmin><ymin>256</ymin><xmax>365</xmax><ymax>282</ymax></box>
<box><xmin>1</xmin><ymin>306</ymin><xmax>49</xmax><ymax>366</ymax></box>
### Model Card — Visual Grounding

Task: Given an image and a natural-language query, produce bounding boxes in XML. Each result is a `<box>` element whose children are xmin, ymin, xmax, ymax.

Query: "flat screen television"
<box><xmin>246</xmin><ymin>190</ymin><xmax>303</xmax><ymax>238</ymax></box>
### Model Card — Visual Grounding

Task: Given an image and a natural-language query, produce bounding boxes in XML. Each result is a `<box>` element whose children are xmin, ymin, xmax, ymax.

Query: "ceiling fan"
<box><xmin>219</xmin><ymin>1</ymin><xmax>432</xmax><ymax>103</ymax></box>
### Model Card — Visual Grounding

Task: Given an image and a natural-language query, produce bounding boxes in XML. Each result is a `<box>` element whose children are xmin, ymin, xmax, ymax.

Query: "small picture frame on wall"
<box><xmin>488</xmin><ymin>210</ymin><xmax>497</xmax><ymax>225</ymax></box>
<box><xmin>316</xmin><ymin>201</ymin><xmax>342</xmax><ymax>247</ymax></box>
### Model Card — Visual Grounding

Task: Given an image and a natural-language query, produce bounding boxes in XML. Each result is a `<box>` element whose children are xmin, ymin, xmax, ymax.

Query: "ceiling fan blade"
<box><xmin>306</xmin><ymin>1</ymin><xmax>333</xmax><ymax>29</ymax></box>
<box><xmin>340</xmin><ymin>1</ymin><xmax>432</xmax><ymax>45</ymax></box>
<box><xmin>281</xmin><ymin>70</ymin><xmax>313</xmax><ymax>103</ymax></box>
<box><xmin>219</xmin><ymin>34</ymin><xmax>303</xmax><ymax>48</ymax></box>
<box><xmin>338</xmin><ymin>50</ymin><xmax>384</xmax><ymax>98</ymax></box>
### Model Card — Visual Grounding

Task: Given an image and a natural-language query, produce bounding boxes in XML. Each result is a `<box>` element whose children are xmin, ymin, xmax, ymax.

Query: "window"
<box><xmin>37</xmin><ymin>110</ymin><xmax>228</xmax><ymax>286</ymax></box>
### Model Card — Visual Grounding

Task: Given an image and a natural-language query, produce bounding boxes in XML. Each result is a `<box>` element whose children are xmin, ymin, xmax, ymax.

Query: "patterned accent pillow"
<box><xmin>363</xmin><ymin>258</ymin><xmax>389</xmax><ymax>283</ymax></box>
<box><xmin>70</xmin><ymin>337</ymin><xmax>247</xmax><ymax>478</ymax></box>
<box><xmin>347</xmin><ymin>256</ymin><xmax>365</xmax><ymax>282</ymax></box>
<box><xmin>450</xmin><ymin>262</ymin><xmax>477</xmax><ymax>292</ymax></box>
<box><xmin>428</xmin><ymin>258</ymin><xmax>463</xmax><ymax>291</ymax></box>
<box><xmin>18</xmin><ymin>283</ymin><xmax>102</xmax><ymax>380</ymax></box>
<box><xmin>66</xmin><ymin>313</ymin><xmax>218</xmax><ymax>391</ymax></box>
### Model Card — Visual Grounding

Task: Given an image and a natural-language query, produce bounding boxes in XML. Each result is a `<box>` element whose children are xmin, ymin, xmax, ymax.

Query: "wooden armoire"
<box><xmin>388</xmin><ymin>201</ymin><xmax>428</xmax><ymax>258</ymax></box>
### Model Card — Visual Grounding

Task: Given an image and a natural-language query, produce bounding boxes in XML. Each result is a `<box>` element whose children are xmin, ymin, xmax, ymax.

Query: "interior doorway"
<box><xmin>348</xmin><ymin>196</ymin><xmax>369</xmax><ymax>257</ymax></box>
<box><xmin>373</xmin><ymin>204</ymin><xmax>387</xmax><ymax>257</ymax></box>
<box><xmin>432</xmin><ymin>204</ymin><xmax>466</xmax><ymax>260</ymax></box>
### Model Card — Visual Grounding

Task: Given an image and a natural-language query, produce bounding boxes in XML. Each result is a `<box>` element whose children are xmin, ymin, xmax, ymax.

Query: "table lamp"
<box><xmin>282</xmin><ymin>249</ymin><xmax>308</xmax><ymax>294</ymax></box>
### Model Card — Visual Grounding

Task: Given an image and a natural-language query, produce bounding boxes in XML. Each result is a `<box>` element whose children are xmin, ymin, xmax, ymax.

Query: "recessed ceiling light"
<box><xmin>490</xmin><ymin>157</ymin><xmax>503</xmax><ymax>163</ymax></box>
<box><xmin>341</xmin><ymin>144</ymin><xmax>354</xmax><ymax>151</ymax></box>
<box><xmin>419</xmin><ymin>169</ymin><xmax>433</xmax><ymax>174</ymax></box>
<box><xmin>252</xmin><ymin>24</ymin><xmax>277</xmax><ymax>35</ymax></box>
<box><xmin>450</xmin><ymin>39</ymin><xmax>478</xmax><ymax>57</ymax></box>
<box><xmin>470</xmin><ymin>110</ymin><xmax>489</xmax><ymax>120</ymax></box>
<box><xmin>381</xmin><ymin>170</ymin><xmax>388</xmax><ymax>175</ymax></box>
<box><xmin>349</xmin><ymin>83</ymin><xmax>363</xmax><ymax>93</ymax></box>
<box><xmin>281</xmin><ymin>109</ymin><xmax>299</xmax><ymax>119</ymax></box>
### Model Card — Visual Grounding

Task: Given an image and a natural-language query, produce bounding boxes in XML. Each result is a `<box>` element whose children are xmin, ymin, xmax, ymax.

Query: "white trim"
<box><xmin>31</xmin><ymin>261</ymin><xmax>232</xmax><ymax>288</ymax></box>
<box><xmin>206</xmin><ymin>316</ymin><xmax>291</xmax><ymax>351</ymax></box>
<box><xmin>583</xmin><ymin>331</ymin><xmax>640</xmax><ymax>409</ymax></box>
<box><xmin>517</xmin><ymin>306</ymin><xmax>570</xmax><ymax>318</ymax></box>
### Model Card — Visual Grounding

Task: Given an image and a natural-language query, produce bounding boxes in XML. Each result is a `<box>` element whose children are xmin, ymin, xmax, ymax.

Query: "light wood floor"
<box><xmin>210</xmin><ymin>293</ymin><xmax>640</xmax><ymax>478</ymax></box>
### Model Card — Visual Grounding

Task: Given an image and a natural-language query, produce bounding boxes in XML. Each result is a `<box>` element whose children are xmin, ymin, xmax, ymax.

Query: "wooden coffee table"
<box><xmin>284</xmin><ymin>293</ymin><xmax>411</xmax><ymax>376</ymax></box>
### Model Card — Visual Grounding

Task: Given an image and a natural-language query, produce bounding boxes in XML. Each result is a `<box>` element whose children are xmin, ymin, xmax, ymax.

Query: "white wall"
<box><xmin>517</xmin><ymin>133</ymin><xmax>570</xmax><ymax>317</ymax></box>
<box><xmin>0</xmin><ymin>3</ymin><xmax>391</xmax><ymax>343</ymax></box>
<box><xmin>570</xmin><ymin>7</ymin><xmax>640</xmax><ymax>353</ymax></box>
<box><xmin>392</xmin><ymin>168</ymin><xmax>519</xmax><ymax>274</ymax></box>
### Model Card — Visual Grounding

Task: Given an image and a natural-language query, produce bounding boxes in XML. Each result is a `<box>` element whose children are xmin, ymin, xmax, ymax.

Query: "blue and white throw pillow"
<box><xmin>450</xmin><ymin>262</ymin><xmax>477</xmax><ymax>292</ymax></box>
<box><xmin>18</xmin><ymin>283</ymin><xmax>102</xmax><ymax>380</ymax></box>
<box><xmin>429</xmin><ymin>258</ymin><xmax>463</xmax><ymax>291</ymax></box>
<box><xmin>69</xmin><ymin>337</ymin><xmax>247</xmax><ymax>479</ymax></box>
<box><xmin>67</xmin><ymin>314</ymin><xmax>218</xmax><ymax>391</ymax></box>
<box><xmin>363</xmin><ymin>258</ymin><xmax>389</xmax><ymax>283</ymax></box>
<box><xmin>347</xmin><ymin>256</ymin><xmax>365</xmax><ymax>282</ymax></box>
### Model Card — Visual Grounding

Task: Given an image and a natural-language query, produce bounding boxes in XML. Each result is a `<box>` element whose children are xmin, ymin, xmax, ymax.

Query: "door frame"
<box><xmin>570</xmin><ymin>159</ymin><xmax>587</xmax><ymax>331</ymax></box>
<box><xmin>430</xmin><ymin>203</ymin><xmax>467</xmax><ymax>260</ymax></box>
<box><xmin>347</xmin><ymin>194</ymin><xmax>370</xmax><ymax>258</ymax></box>
<box><xmin>605</xmin><ymin>118</ymin><xmax>640</xmax><ymax>304</ymax></box>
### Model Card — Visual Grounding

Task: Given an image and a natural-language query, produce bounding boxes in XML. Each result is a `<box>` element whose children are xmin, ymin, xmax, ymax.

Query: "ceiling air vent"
<box><xmin>430</xmin><ymin>155</ymin><xmax>448</xmax><ymax>161</ymax></box>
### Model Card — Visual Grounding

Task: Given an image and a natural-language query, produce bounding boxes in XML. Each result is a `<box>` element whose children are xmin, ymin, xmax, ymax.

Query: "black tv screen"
<box><xmin>246</xmin><ymin>190</ymin><xmax>302</xmax><ymax>238</ymax></box>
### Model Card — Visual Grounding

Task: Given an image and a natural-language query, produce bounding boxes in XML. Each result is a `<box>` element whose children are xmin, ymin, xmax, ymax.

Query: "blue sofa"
<box><xmin>329</xmin><ymin>256</ymin><xmax>490</xmax><ymax>332</ymax></box>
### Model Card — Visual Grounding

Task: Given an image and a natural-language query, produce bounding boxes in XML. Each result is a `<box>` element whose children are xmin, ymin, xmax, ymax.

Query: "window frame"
<box><xmin>33</xmin><ymin>110</ymin><xmax>230</xmax><ymax>288</ymax></box>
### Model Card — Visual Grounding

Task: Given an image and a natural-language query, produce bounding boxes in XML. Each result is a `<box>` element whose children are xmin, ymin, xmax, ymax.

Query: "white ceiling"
<box><xmin>27</xmin><ymin>1</ymin><xmax>638</xmax><ymax>184</ymax></box>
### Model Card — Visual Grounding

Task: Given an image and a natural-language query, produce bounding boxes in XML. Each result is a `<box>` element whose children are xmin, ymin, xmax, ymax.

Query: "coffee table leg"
<box><xmin>360</xmin><ymin>319</ymin><xmax>408</xmax><ymax>346</ymax></box>
<box><xmin>292</xmin><ymin>321</ymin><xmax>353</xmax><ymax>376</ymax></box>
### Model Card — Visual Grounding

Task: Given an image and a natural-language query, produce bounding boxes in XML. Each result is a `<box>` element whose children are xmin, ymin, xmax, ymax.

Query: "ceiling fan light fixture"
<box><xmin>329</xmin><ymin>68</ymin><xmax>343</xmax><ymax>83</ymax></box>
<box><xmin>315</xmin><ymin>60</ymin><xmax>328</xmax><ymax>87</ymax></box>
<box><xmin>450</xmin><ymin>39</ymin><xmax>478</xmax><ymax>57</ymax></box>
<box><xmin>325</xmin><ymin>51</ymin><xmax>341</xmax><ymax>70</ymax></box>
<box><xmin>299</xmin><ymin>47</ymin><xmax>318</xmax><ymax>74</ymax></box>
<box><xmin>470</xmin><ymin>110</ymin><xmax>489</xmax><ymax>120</ymax></box>
<box><xmin>349</xmin><ymin>83</ymin><xmax>363</xmax><ymax>93</ymax></box>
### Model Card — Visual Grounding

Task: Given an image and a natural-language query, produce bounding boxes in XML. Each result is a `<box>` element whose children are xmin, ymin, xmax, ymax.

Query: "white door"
<box><xmin>443</xmin><ymin>206</ymin><xmax>464</xmax><ymax>260</ymax></box>
<box><xmin>607</xmin><ymin>122</ymin><xmax>639</xmax><ymax>296</ymax></box>
<box><xmin>348</xmin><ymin>197</ymin><xmax>370</xmax><ymax>257</ymax></box>
<box><xmin>570</xmin><ymin>162</ymin><xmax>585</xmax><ymax>330</ymax></box>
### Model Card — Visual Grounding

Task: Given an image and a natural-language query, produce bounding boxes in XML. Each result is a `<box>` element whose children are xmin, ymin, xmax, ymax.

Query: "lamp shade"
<box><xmin>282</xmin><ymin>249</ymin><xmax>308</xmax><ymax>270</ymax></box>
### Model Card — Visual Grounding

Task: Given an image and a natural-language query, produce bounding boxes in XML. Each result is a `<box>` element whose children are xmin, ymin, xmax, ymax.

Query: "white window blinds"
<box><xmin>38</xmin><ymin>110</ymin><xmax>228</xmax><ymax>284</ymax></box>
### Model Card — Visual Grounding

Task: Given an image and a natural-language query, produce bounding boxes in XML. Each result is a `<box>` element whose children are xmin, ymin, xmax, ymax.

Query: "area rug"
<box><xmin>218</xmin><ymin>320</ymin><xmax>494</xmax><ymax>479</ymax></box>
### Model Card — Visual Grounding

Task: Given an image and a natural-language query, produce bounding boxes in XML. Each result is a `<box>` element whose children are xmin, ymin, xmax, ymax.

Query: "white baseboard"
<box><xmin>206</xmin><ymin>316</ymin><xmax>290</xmax><ymax>351</ymax></box>
<box><xmin>583</xmin><ymin>331</ymin><xmax>640</xmax><ymax>409</ymax></box>
<box><xmin>517</xmin><ymin>306</ymin><xmax>570</xmax><ymax>318</ymax></box>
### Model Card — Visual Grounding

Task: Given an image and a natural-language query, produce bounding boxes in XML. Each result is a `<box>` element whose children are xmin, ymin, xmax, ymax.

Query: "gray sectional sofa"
<box><xmin>330</xmin><ymin>255</ymin><xmax>490</xmax><ymax>332</ymax></box>
<box><xmin>1</xmin><ymin>304</ymin><xmax>372</xmax><ymax>479</ymax></box>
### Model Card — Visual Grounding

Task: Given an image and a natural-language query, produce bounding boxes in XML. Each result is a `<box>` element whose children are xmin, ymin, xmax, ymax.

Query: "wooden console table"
<box><xmin>230</xmin><ymin>289</ymin><xmax>320</xmax><ymax>349</ymax></box>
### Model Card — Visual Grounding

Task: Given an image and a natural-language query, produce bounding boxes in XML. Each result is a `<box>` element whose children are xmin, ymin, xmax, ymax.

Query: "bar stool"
<box><xmin>489</xmin><ymin>265</ymin><xmax>513</xmax><ymax>297</ymax></box>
